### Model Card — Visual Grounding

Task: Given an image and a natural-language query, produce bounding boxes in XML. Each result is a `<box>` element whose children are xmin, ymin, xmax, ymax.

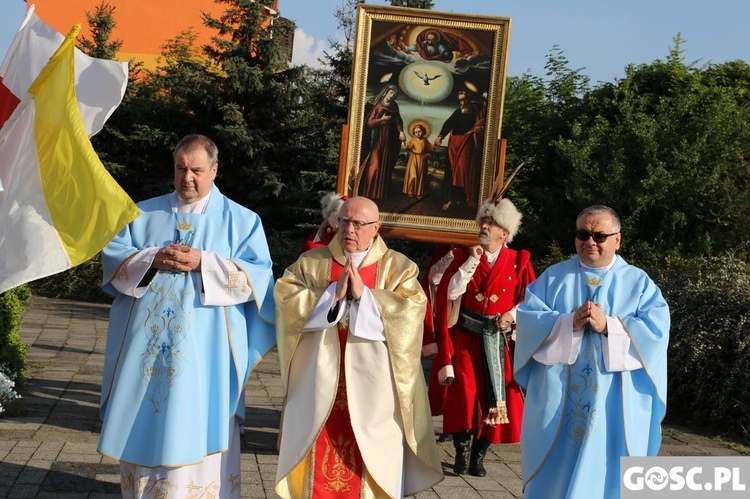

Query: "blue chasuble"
<box><xmin>97</xmin><ymin>186</ymin><xmax>276</xmax><ymax>467</ymax></box>
<box><xmin>515</xmin><ymin>255</ymin><xmax>669</xmax><ymax>499</ymax></box>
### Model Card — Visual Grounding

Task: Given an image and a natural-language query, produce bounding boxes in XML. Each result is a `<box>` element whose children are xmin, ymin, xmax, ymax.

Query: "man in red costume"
<box><xmin>430</xmin><ymin>198</ymin><xmax>535</xmax><ymax>477</ymax></box>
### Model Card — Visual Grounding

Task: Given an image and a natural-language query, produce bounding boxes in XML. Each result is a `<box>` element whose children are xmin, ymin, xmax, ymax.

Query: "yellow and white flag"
<box><xmin>0</xmin><ymin>25</ymin><xmax>140</xmax><ymax>295</ymax></box>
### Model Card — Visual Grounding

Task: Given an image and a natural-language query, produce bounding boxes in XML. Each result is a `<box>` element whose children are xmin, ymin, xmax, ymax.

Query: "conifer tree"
<box><xmin>77</xmin><ymin>2</ymin><xmax>121</xmax><ymax>60</ymax></box>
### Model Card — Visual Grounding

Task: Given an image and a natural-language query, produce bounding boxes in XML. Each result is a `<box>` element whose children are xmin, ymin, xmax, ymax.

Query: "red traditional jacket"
<box><xmin>433</xmin><ymin>246</ymin><xmax>536</xmax><ymax>375</ymax></box>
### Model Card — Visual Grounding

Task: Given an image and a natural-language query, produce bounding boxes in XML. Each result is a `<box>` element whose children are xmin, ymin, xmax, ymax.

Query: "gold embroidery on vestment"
<box><xmin>141</xmin><ymin>273</ymin><xmax>194</xmax><ymax>413</ymax></box>
<box><xmin>587</xmin><ymin>276</ymin><xmax>602</xmax><ymax>286</ymax></box>
<box><xmin>224</xmin><ymin>272</ymin><xmax>241</xmax><ymax>293</ymax></box>
<box><xmin>321</xmin><ymin>434</ymin><xmax>357</xmax><ymax>493</ymax></box>
<box><xmin>135</xmin><ymin>476</ymin><xmax>178</xmax><ymax>497</ymax></box>
<box><xmin>564</xmin><ymin>340</ymin><xmax>601</xmax><ymax>446</ymax></box>
<box><xmin>333</xmin><ymin>372</ymin><xmax>348</xmax><ymax>411</ymax></box>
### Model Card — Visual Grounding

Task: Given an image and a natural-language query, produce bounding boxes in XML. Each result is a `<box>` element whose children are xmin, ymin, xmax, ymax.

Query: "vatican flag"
<box><xmin>0</xmin><ymin>25</ymin><xmax>140</xmax><ymax>295</ymax></box>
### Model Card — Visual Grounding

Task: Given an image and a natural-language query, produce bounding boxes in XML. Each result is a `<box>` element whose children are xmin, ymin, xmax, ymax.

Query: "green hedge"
<box><xmin>647</xmin><ymin>256</ymin><xmax>750</xmax><ymax>442</ymax></box>
<box><xmin>29</xmin><ymin>254</ymin><xmax>110</xmax><ymax>303</ymax></box>
<box><xmin>0</xmin><ymin>285</ymin><xmax>32</xmax><ymax>382</ymax></box>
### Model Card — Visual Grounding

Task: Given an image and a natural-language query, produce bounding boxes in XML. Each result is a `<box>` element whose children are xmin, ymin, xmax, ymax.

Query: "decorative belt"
<box><xmin>457</xmin><ymin>308</ymin><xmax>501</xmax><ymax>337</ymax></box>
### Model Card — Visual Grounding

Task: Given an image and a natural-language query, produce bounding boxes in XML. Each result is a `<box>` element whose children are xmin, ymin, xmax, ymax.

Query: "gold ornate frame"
<box><xmin>338</xmin><ymin>4</ymin><xmax>511</xmax><ymax>245</ymax></box>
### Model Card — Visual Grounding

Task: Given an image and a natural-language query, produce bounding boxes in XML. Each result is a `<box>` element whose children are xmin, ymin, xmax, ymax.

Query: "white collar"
<box><xmin>174</xmin><ymin>191</ymin><xmax>211</xmax><ymax>214</ymax></box>
<box><xmin>579</xmin><ymin>255</ymin><xmax>618</xmax><ymax>271</ymax></box>
<box><xmin>344</xmin><ymin>246</ymin><xmax>370</xmax><ymax>268</ymax></box>
<box><xmin>482</xmin><ymin>245</ymin><xmax>503</xmax><ymax>267</ymax></box>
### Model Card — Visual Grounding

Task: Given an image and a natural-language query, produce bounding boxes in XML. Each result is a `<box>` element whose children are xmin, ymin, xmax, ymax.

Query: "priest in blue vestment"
<box><xmin>97</xmin><ymin>134</ymin><xmax>276</xmax><ymax>498</ymax></box>
<box><xmin>515</xmin><ymin>205</ymin><xmax>669</xmax><ymax>499</ymax></box>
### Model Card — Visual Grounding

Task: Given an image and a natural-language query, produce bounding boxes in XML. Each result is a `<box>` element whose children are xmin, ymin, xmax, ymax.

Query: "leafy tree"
<box><xmin>501</xmin><ymin>39</ymin><xmax>750</xmax><ymax>262</ymax></box>
<box><xmin>501</xmin><ymin>46</ymin><xmax>590</xmax><ymax>257</ymax></box>
<box><xmin>701</xmin><ymin>60</ymin><xmax>750</xmax><ymax>106</ymax></box>
<box><xmin>554</xmin><ymin>37</ymin><xmax>750</xmax><ymax>258</ymax></box>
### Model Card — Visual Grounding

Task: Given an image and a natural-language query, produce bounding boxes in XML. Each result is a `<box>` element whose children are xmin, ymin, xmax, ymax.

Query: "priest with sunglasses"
<box><xmin>515</xmin><ymin>205</ymin><xmax>670</xmax><ymax>499</ymax></box>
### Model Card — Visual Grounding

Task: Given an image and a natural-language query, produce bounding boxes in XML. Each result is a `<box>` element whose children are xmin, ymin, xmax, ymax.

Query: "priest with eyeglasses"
<box><xmin>274</xmin><ymin>196</ymin><xmax>443</xmax><ymax>498</ymax></box>
<box><xmin>515</xmin><ymin>205</ymin><xmax>670</xmax><ymax>499</ymax></box>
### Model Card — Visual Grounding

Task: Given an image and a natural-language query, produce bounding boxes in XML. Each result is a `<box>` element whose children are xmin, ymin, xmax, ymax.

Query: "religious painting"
<box><xmin>339</xmin><ymin>4</ymin><xmax>511</xmax><ymax>245</ymax></box>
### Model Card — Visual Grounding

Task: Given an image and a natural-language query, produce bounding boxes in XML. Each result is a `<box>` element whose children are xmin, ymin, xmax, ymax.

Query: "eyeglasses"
<box><xmin>338</xmin><ymin>217</ymin><xmax>378</xmax><ymax>230</ymax></box>
<box><xmin>575</xmin><ymin>229</ymin><xmax>619</xmax><ymax>243</ymax></box>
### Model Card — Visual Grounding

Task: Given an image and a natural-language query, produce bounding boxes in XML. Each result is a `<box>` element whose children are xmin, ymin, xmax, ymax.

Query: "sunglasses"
<box><xmin>575</xmin><ymin>229</ymin><xmax>619</xmax><ymax>243</ymax></box>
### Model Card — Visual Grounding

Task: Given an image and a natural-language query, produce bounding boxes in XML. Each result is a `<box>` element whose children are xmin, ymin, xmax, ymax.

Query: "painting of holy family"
<box><xmin>339</xmin><ymin>4</ymin><xmax>512</xmax><ymax>244</ymax></box>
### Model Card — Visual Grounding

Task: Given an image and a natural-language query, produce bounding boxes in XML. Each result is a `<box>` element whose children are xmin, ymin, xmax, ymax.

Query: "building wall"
<box><xmin>31</xmin><ymin>0</ymin><xmax>285</xmax><ymax>68</ymax></box>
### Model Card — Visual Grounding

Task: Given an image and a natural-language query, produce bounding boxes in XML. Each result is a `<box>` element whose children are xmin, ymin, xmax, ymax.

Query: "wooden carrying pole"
<box><xmin>336</xmin><ymin>124</ymin><xmax>349</xmax><ymax>195</ymax></box>
<box><xmin>496</xmin><ymin>138</ymin><xmax>507</xmax><ymax>192</ymax></box>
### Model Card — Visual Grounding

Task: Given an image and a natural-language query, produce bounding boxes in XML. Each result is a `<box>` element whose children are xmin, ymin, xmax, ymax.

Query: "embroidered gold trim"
<box><xmin>587</xmin><ymin>276</ymin><xmax>602</xmax><ymax>286</ymax></box>
<box><xmin>224</xmin><ymin>272</ymin><xmax>241</xmax><ymax>293</ymax></box>
<box><xmin>321</xmin><ymin>434</ymin><xmax>357</xmax><ymax>493</ymax></box>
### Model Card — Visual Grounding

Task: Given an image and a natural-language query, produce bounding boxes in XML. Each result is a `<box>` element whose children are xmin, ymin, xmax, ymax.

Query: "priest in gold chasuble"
<box><xmin>274</xmin><ymin>197</ymin><xmax>443</xmax><ymax>498</ymax></box>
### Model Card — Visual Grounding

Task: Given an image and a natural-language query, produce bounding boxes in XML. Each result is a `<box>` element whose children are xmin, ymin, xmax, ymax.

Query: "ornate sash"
<box><xmin>310</xmin><ymin>259</ymin><xmax>377</xmax><ymax>497</ymax></box>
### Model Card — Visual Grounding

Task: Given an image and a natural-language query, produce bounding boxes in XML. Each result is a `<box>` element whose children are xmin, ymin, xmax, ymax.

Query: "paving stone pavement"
<box><xmin>0</xmin><ymin>296</ymin><xmax>742</xmax><ymax>498</ymax></box>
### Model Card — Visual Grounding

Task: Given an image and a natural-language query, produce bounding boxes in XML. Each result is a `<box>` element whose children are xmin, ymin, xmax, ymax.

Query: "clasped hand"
<box><xmin>334</xmin><ymin>256</ymin><xmax>364</xmax><ymax>303</ymax></box>
<box><xmin>316</xmin><ymin>220</ymin><xmax>332</xmax><ymax>241</ymax></box>
<box><xmin>573</xmin><ymin>301</ymin><xmax>608</xmax><ymax>334</ymax></box>
<box><xmin>468</xmin><ymin>245</ymin><xmax>484</xmax><ymax>260</ymax></box>
<box><xmin>153</xmin><ymin>243</ymin><xmax>201</xmax><ymax>273</ymax></box>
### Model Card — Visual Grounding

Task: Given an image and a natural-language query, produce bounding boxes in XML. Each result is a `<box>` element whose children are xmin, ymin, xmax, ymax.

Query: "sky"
<box><xmin>1</xmin><ymin>0</ymin><xmax>748</xmax><ymax>84</ymax></box>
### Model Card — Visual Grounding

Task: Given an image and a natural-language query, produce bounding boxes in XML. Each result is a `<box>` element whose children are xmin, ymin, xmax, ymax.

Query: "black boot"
<box><xmin>452</xmin><ymin>431</ymin><xmax>472</xmax><ymax>475</ymax></box>
<box><xmin>469</xmin><ymin>437</ymin><xmax>491</xmax><ymax>477</ymax></box>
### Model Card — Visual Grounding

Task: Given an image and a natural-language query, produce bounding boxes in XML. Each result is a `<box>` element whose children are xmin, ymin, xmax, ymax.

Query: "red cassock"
<box><xmin>433</xmin><ymin>246</ymin><xmax>535</xmax><ymax>443</ymax></box>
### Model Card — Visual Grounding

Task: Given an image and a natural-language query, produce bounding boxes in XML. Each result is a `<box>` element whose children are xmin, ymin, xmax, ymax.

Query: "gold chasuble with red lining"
<box><xmin>274</xmin><ymin>236</ymin><xmax>443</xmax><ymax>498</ymax></box>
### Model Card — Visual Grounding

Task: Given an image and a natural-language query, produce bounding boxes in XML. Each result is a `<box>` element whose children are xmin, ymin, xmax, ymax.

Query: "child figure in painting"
<box><xmin>402</xmin><ymin>123</ymin><xmax>435</xmax><ymax>199</ymax></box>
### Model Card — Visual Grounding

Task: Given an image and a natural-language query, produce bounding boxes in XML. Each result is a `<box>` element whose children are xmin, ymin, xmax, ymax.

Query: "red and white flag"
<box><xmin>0</xmin><ymin>4</ymin><xmax>128</xmax><ymax>136</ymax></box>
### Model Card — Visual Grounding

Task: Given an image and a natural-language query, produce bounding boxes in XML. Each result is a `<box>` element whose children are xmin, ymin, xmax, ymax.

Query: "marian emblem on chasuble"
<box><xmin>565</xmin><ymin>340</ymin><xmax>601</xmax><ymax>445</ymax></box>
<box><xmin>140</xmin><ymin>219</ymin><xmax>195</xmax><ymax>413</ymax></box>
<box><xmin>564</xmin><ymin>268</ymin><xmax>608</xmax><ymax>444</ymax></box>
